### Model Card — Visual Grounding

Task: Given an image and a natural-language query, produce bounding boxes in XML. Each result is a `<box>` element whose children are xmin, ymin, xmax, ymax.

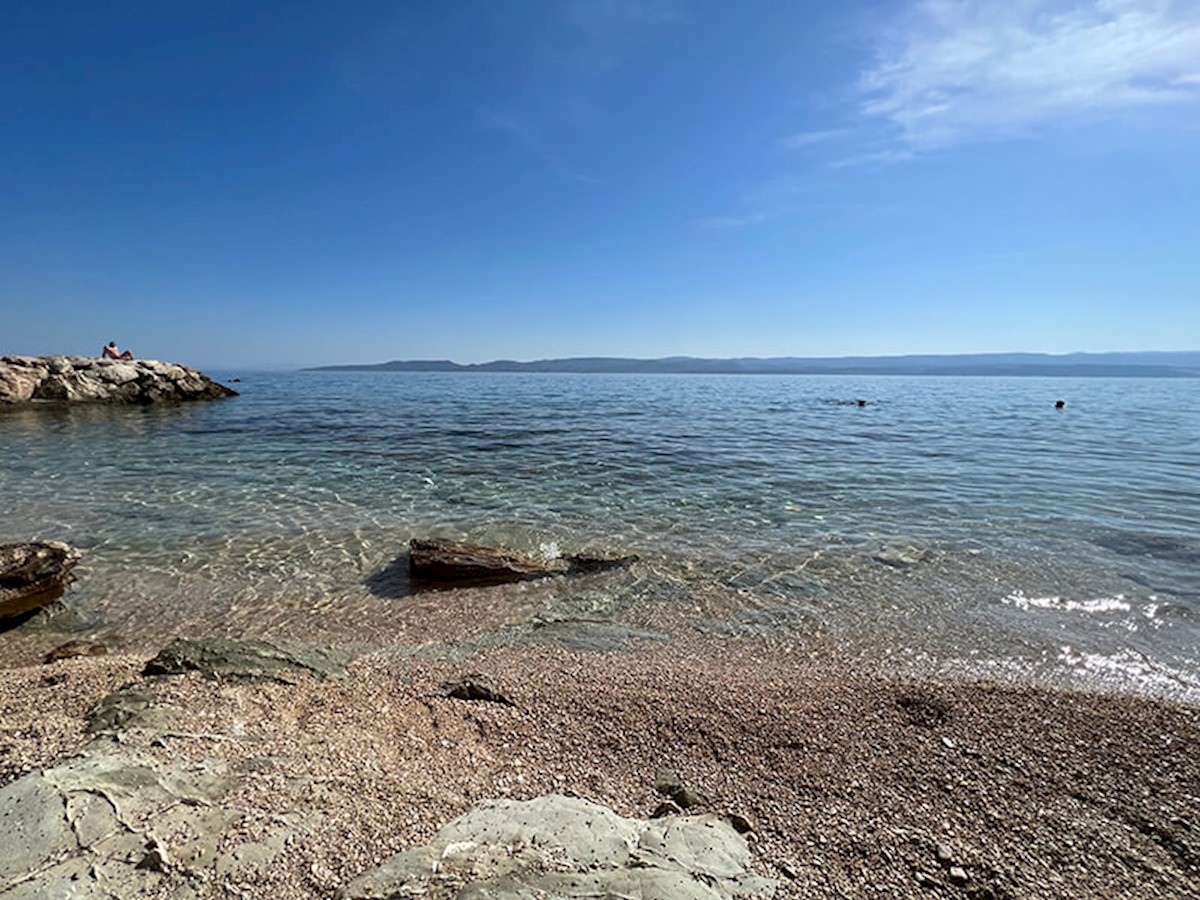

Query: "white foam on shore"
<box><xmin>1003</xmin><ymin>591</ymin><xmax>1132</xmax><ymax>614</ymax></box>
<box><xmin>1057</xmin><ymin>645</ymin><xmax>1196</xmax><ymax>697</ymax></box>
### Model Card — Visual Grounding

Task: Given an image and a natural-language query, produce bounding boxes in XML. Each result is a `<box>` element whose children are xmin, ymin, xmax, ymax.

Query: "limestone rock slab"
<box><xmin>337</xmin><ymin>794</ymin><xmax>777</xmax><ymax>899</ymax></box>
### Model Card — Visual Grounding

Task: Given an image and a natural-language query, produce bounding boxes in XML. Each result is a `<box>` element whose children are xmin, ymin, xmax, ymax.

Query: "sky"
<box><xmin>3</xmin><ymin>0</ymin><xmax>1199</xmax><ymax>369</ymax></box>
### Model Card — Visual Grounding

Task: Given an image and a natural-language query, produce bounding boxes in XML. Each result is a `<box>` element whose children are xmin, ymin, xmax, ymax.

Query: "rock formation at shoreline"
<box><xmin>0</xmin><ymin>541</ymin><xmax>82</xmax><ymax>620</ymax></box>
<box><xmin>0</xmin><ymin>355</ymin><xmax>237</xmax><ymax>404</ymax></box>
<box><xmin>408</xmin><ymin>537</ymin><xmax>636</xmax><ymax>590</ymax></box>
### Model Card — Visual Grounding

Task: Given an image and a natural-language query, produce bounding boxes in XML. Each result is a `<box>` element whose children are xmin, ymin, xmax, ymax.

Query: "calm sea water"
<box><xmin>2</xmin><ymin>372</ymin><xmax>1198</xmax><ymax>698</ymax></box>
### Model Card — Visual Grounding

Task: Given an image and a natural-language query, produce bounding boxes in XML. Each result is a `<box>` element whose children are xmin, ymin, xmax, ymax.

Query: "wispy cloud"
<box><xmin>778</xmin><ymin>128</ymin><xmax>852</xmax><ymax>149</ymax></box>
<box><xmin>860</xmin><ymin>0</ymin><xmax>1200</xmax><ymax>150</ymax></box>
<box><xmin>695</xmin><ymin>212</ymin><xmax>770</xmax><ymax>229</ymax></box>
<box><xmin>479</xmin><ymin>109</ymin><xmax>603</xmax><ymax>185</ymax></box>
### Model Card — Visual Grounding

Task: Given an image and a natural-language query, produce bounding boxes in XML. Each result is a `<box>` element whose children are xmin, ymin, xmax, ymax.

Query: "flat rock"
<box><xmin>873</xmin><ymin>540</ymin><xmax>929</xmax><ymax>568</ymax></box>
<box><xmin>85</xmin><ymin>684</ymin><xmax>178</xmax><ymax>735</ymax></box>
<box><xmin>408</xmin><ymin>538</ymin><xmax>636</xmax><ymax>591</ymax></box>
<box><xmin>43</xmin><ymin>639</ymin><xmax>108</xmax><ymax>664</ymax></box>
<box><xmin>142</xmin><ymin>637</ymin><xmax>353</xmax><ymax>682</ymax></box>
<box><xmin>0</xmin><ymin>355</ymin><xmax>236</xmax><ymax>405</ymax></box>
<box><xmin>0</xmin><ymin>541</ymin><xmax>82</xmax><ymax>620</ymax></box>
<box><xmin>0</xmin><ymin>744</ymin><xmax>303</xmax><ymax>899</ymax></box>
<box><xmin>337</xmin><ymin>794</ymin><xmax>776</xmax><ymax>899</ymax></box>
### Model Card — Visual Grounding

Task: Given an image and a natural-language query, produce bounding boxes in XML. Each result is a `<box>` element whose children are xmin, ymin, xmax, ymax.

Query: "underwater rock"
<box><xmin>143</xmin><ymin>637</ymin><xmax>353</xmax><ymax>683</ymax></box>
<box><xmin>0</xmin><ymin>541</ymin><xmax>82</xmax><ymax>620</ymax></box>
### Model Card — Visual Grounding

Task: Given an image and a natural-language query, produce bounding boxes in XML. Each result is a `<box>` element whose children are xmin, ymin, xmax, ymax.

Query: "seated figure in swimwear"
<box><xmin>102</xmin><ymin>341</ymin><xmax>134</xmax><ymax>360</ymax></box>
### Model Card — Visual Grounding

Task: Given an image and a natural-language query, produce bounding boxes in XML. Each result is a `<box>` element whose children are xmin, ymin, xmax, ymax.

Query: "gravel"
<box><xmin>1</xmin><ymin>638</ymin><xmax>1198</xmax><ymax>898</ymax></box>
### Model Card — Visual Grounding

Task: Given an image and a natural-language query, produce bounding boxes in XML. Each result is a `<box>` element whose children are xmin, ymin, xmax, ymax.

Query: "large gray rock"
<box><xmin>0</xmin><ymin>541</ymin><xmax>82</xmax><ymax>620</ymax></box>
<box><xmin>409</xmin><ymin>538</ymin><xmax>636</xmax><ymax>590</ymax></box>
<box><xmin>0</xmin><ymin>746</ymin><xmax>303</xmax><ymax>899</ymax></box>
<box><xmin>0</xmin><ymin>356</ymin><xmax>236</xmax><ymax>405</ymax></box>
<box><xmin>337</xmin><ymin>794</ymin><xmax>777</xmax><ymax>899</ymax></box>
<box><xmin>142</xmin><ymin>636</ymin><xmax>354</xmax><ymax>682</ymax></box>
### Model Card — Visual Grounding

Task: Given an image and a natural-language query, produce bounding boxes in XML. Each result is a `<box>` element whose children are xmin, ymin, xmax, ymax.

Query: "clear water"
<box><xmin>2</xmin><ymin>372</ymin><xmax>1197</xmax><ymax>698</ymax></box>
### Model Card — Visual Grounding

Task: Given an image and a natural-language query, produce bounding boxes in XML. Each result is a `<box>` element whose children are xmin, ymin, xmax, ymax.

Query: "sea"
<box><xmin>2</xmin><ymin>371</ymin><xmax>1197</xmax><ymax>700</ymax></box>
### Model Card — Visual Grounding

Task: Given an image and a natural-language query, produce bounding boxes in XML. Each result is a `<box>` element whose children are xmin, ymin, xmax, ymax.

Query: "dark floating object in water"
<box><xmin>0</xmin><ymin>541</ymin><xmax>82</xmax><ymax>621</ymax></box>
<box><xmin>857</xmin><ymin>399</ymin><xmax>867</xmax><ymax>407</ymax></box>
<box><xmin>408</xmin><ymin>537</ymin><xmax>636</xmax><ymax>591</ymax></box>
<box><xmin>1055</xmin><ymin>400</ymin><xmax>1065</xmax><ymax>409</ymax></box>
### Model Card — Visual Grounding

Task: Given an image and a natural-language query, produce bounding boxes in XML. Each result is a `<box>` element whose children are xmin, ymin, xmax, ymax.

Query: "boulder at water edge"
<box><xmin>0</xmin><ymin>541</ymin><xmax>82</xmax><ymax>620</ymax></box>
<box><xmin>0</xmin><ymin>355</ymin><xmax>237</xmax><ymax>404</ymax></box>
<box><xmin>408</xmin><ymin>537</ymin><xmax>636</xmax><ymax>590</ymax></box>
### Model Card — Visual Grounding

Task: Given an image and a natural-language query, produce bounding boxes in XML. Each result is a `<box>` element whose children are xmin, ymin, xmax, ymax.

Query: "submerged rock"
<box><xmin>873</xmin><ymin>540</ymin><xmax>929</xmax><ymax>568</ymax></box>
<box><xmin>142</xmin><ymin>637</ymin><xmax>354</xmax><ymax>683</ymax></box>
<box><xmin>0</xmin><ymin>355</ymin><xmax>236</xmax><ymax>405</ymax></box>
<box><xmin>408</xmin><ymin>537</ymin><xmax>636</xmax><ymax>590</ymax></box>
<box><xmin>337</xmin><ymin>794</ymin><xmax>776</xmax><ymax>899</ymax></box>
<box><xmin>0</xmin><ymin>541</ymin><xmax>82</xmax><ymax>620</ymax></box>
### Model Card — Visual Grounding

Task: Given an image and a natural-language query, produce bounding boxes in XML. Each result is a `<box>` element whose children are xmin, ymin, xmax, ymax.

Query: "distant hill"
<box><xmin>306</xmin><ymin>351</ymin><xmax>1200</xmax><ymax>378</ymax></box>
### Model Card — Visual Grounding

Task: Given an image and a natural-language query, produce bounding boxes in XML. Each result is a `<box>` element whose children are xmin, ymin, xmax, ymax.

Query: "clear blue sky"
<box><xmin>3</xmin><ymin>0</ymin><xmax>1198</xmax><ymax>369</ymax></box>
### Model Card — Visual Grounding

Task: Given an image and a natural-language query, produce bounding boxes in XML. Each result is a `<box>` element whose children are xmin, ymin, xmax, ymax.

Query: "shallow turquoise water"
<box><xmin>2</xmin><ymin>372</ymin><xmax>1197</xmax><ymax>697</ymax></box>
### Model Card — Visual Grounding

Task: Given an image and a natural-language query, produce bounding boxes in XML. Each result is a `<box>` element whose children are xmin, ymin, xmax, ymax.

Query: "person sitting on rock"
<box><xmin>102</xmin><ymin>341</ymin><xmax>134</xmax><ymax>360</ymax></box>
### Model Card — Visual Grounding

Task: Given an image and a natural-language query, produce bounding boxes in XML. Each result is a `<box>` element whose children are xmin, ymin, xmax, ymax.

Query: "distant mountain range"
<box><xmin>307</xmin><ymin>351</ymin><xmax>1200</xmax><ymax>378</ymax></box>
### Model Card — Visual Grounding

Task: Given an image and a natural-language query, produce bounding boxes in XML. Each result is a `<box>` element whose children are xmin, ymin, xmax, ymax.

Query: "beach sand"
<box><xmin>2</xmin><ymin>635</ymin><xmax>1197</xmax><ymax>899</ymax></box>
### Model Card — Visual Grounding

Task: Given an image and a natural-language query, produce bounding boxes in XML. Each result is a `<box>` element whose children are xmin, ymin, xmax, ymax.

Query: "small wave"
<box><xmin>1003</xmin><ymin>591</ymin><xmax>1132</xmax><ymax>613</ymax></box>
<box><xmin>1057</xmin><ymin>646</ymin><xmax>1197</xmax><ymax>697</ymax></box>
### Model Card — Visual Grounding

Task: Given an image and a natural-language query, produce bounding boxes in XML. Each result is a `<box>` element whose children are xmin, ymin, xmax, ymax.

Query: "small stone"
<box><xmin>442</xmin><ymin>673</ymin><xmax>515</xmax><ymax>706</ymax></box>
<box><xmin>136</xmin><ymin>839</ymin><xmax>171</xmax><ymax>872</ymax></box>
<box><xmin>874</xmin><ymin>541</ymin><xmax>928</xmax><ymax>568</ymax></box>
<box><xmin>674</xmin><ymin>786</ymin><xmax>709</xmax><ymax>809</ymax></box>
<box><xmin>936</xmin><ymin>843</ymin><xmax>954</xmax><ymax>864</ymax></box>
<box><xmin>725</xmin><ymin>811</ymin><xmax>755</xmax><ymax>834</ymax></box>
<box><xmin>653</xmin><ymin>768</ymin><xmax>685</xmax><ymax>798</ymax></box>
<box><xmin>949</xmin><ymin>866</ymin><xmax>969</xmax><ymax>884</ymax></box>
<box><xmin>43</xmin><ymin>640</ymin><xmax>108</xmax><ymax>665</ymax></box>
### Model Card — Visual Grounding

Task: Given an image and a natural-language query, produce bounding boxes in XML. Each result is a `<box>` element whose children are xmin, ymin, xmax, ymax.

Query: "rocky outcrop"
<box><xmin>142</xmin><ymin>637</ymin><xmax>354</xmax><ymax>683</ymax></box>
<box><xmin>0</xmin><ymin>744</ymin><xmax>304</xmax><ymax>899</ymax></box>
<box><xmin>409</xmin><ymin>538</ymin><xmax>637</xmax><ymax>590</ymax></box>
<box><xmin>337</xmin><ymin>794</ymin><xmax>777</xmax><ymax>899</ymax></box>
<box><xmin>0</xmin><ymin>355</ymin><xmax>236</xmax><ymax>404</ymax></box>
<box><xmin>0</xmin><ymin>541</ymin><xmax>82</xmax><ymax>620</ymax></box>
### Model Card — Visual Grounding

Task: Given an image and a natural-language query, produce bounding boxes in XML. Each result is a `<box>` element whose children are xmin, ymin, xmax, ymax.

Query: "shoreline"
<box><xmin>2</xmin><ymin>635</ymin><xmax>1198</xmax><ymax>898</ymax></box>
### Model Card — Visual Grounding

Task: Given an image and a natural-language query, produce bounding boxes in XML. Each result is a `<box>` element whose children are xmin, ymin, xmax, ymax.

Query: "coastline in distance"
<box><xmin>306</xmin><ymin>350</ymin><xmax>1200</xmax><ymax>378</ymax></box>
